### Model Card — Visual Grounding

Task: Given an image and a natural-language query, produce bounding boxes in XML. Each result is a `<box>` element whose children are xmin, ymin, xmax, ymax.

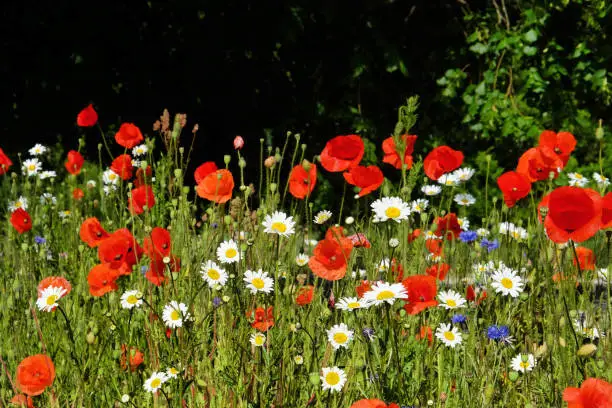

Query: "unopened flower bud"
<box><xmin>264</xmin><ymin>156</ymin><xmax>276</xmax><ymax>168</ymax></box>
<box><xmin>223</xmin><ymin>155</ymin><xmax>231</xmax><ymax>165</ymax></box>
<box><xmin>233</xmin><ymin>135</ymin><xmax>245</xmax><ymax>150</ymax></box>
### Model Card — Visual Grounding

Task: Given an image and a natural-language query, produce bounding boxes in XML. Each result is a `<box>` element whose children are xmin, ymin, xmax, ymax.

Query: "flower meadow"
<box><xmin>1</xmin><ymin>100</ymin><xmax>611</xmax><ymax>408</ymax></box>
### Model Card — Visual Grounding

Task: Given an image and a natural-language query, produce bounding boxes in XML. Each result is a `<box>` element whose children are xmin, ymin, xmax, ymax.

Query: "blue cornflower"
<box><xmin>451</xmin><ymin>314</ymin><xmax>467</xmax><ymax>324</ymax></box>
<box><xmin>140</xmin><ymin>265</ymin><xmax>149</xmax><ymax>276</ymax></box>
<box><xmin>362</xmin><ymin>327</ymin><xmax>376</xmax><ymax>342</ymax></box>
<box><xmin>459</xmin><ymin>230</ymin><xmax>478</xmax><ymax>243</ymax></box>
<box><xmin>34</xmin><ymin>236</ymin><xmax>47</xmax><ymax>245</ymax></box>
<box><xmin>211</xmin><ymin>222</ymin><xmax>219</xmax><ymax>229</ymax></box>
<box><xmin>487</xmin><ymin>324</ymin><xmax>510</xmax><ymax>341</ymax></box>
<box><xmin>480</xmin><ymin>238</ymin><xmax>499</xmax><ymax>252</ymax></box>
<box><xmin>212</xmin><ymin>297</ymin><xmax>223</xmax><ymax>308</ymax></box>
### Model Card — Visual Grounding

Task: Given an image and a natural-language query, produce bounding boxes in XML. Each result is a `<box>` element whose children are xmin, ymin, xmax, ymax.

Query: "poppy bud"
<box><xmin>224</xmin><ymin>155</ymin><xmax>231</xmax><ymax>165</ymax></box>
<box><xmin>264</xmin><ymin>156</ymin><xmax>275</xmax><ymax>168</ymax></box>
<box><xmin>233</xmin><ymin>135</ymin><xmax>244</xmax><ymax>150</ymax></box>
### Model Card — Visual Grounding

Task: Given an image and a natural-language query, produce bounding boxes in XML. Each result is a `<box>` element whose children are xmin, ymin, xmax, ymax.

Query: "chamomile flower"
<box><xmin>371</xmin><ymin>197</ymin><xmax>411</xmax><ymax>223</ymax></box>
<box><xmin>476</xmin><ymin>228</ymin><xmax>490</xmax><ymax>238</ymax></box>
<box><xmin>295</xmin><ymin>253</ymin><xmax>310</xmax><ymax>267</ymax></box>
<box><xmin>166</xmin><ymin>367</ymin><xmax>180</xmax><ymax>379</ymax></box>
<box><xmin>362</xmin><ymin>281</ymin><xmax>407</xmax><ymax>306</ymax></box>
<box><xmin>314</xmin><ymin>210</ymin><xmax>333</xmax><ymax>224</ymax></box>
<box><xmin>86</xmin><ymin>180</ymin><xmax>97</xmax><ymax>189</ymax></box>
<box><xmin>320</xmin><ymin>367</ymin><xmax>347</xmax><ymax>393</ymax></box>
<box><xmin>335</xmin><ymin>297</ymin><xmax>371</xmax><ymax>311</ymax></box>
<box><xmin>411</xmin><ymin>199</ymin><xmax>429</xmax><ymax>213</ymax></box>
<box><xmin>243</xmin><ymin>269</ymin><xmax>274</xmax><ymax>294</ymax></box>
<box><xmin>435</xmin><ymin>323</ymin><xmax>463</xmax><ymax>348</ymax></box>
<box><xmin>425</xmin><ymin>230</ymin><xmax>442</xmax><ymax>240</ymax></box>
<box><xmin>58</xmin><ymin>210</ymin><xmax>71</xmax><ymax>219</ymax></box>
<box><xmin>421</xmin><ymin>185</ymin><xmax>442</xmax><ymax>196</ymax></box>
<box><xmin>132</xmin><ymin>144</ymin><xmax>148</xmax><ymax>157</ymax></box>
<box><xmin>216</xmin><ymin>239</ymin><xmax>240</xmax><ymax>264</ymax></box>
<box><xmin>294</xmin><ymin>355</ymin><xmax>304</xmax><ymax>365</ymax></box>
<box><xmin>454</xmin><ymin>193</ymin><xmax>476</xmax><ymax>206</ymax></box>
<box><xmin>327</xmin><ymin>323</ymin><xmax>354</xmax><ymax>350</ymax></box>
<box><xmin>458</xmin><ymin>217</ymin><xmax>470</xmax><ymax>231</ymax></box>
<box><xmin>39</xmin><ymin>193</ymin><xmax>57</xmax><ymax>205</ymax></box>
<box><xmin>453</xmin><ymin>167</ymin><xmax>475</xmax><ymax>182</ymax></box>
<box><xmin>143</xmin><ymin>372</ymin><xmax>168</xmax><ymax>393</ymax></box>
<box><xmin>438</xmin><ymin>290</ymin><xmax>467</xmax><ymax>310</ymax></box>
<box><xmin>8</xmin><ymin>196</ymin><xmax>28</xmax><ymax>212</ymax></box>
<box><xmin>103</xmin><ymin>169</ymin><xmax>120</xmax><ymax>185</ymax></box>
<box><xmin>200</xmin><ymin>260</ymin><xmax>228</xmax><ymax>287</ymax></box>
<box><xmin>473</xmin><ymin>261</ymin><xmax>495</xmax><ymax>278</ymax></box>
<box><xmin>103</xmin><ymin>185</ymin><xmax>117</xmax><ymax>196</ymax></box>
<box><xmin>437</xmin><ymin>173</ymin><xmax>459</xmax><ymax>187</ymax></box>
<box><xmin>22</xmin><ymin>159</ymin><xmax>42</xmax><ymax>177</ymax></box>
<box><xmin>28</xmin><ymin>144</ymin><xmax>47</xmax><ymax>156</ymax></box>
<box><xmin>120</xmin><ymin>290</ymin><xmax>143</xmax><ymax>309</ymax></box>
<box><xmin>250</xmin><ymin>332</ymin><xmax>266</xmax><ymax>347</ymax></box>
<box><xmin>593</xmin><ymin>172</ymin><xmax>610</xmax><ymax>188</ymax></box>
<box><xmin>36</xmin><ymin>286</ymin><xmax>68</xmax><ymax>312</ymax></box>
<box><xmin>39</xmin><ymin>170</ymin><xmax>57</xmax><ymax>180</ymax></box>
<box><xmin>568</xmin><ymin>172</ymin><xmax>589</xmax><ymax>187</ymax></box>
<box><xmin>499</xmin><ymin>222</ymin><xmax>528</xmax><ymax>240</ymax></box>
<box><xmin>262</xmin><ymin>211</ymin><xmax>296</xmax><ymax>237</ymax></box>
<box><xmin>377</xmin><ymin>258</ymin><xmax>390</xmax><ymax>272</ymax></box>
<box><xmin>162</xmin><ymin>301</ymin><xmax>191</xmax><ymax>328</ymax></box>
<box><xmin>510</xmin><ymin>353</ymin><xmax>535</xmax><ymax>373</ymax></box>
<box><xmin>491</xmin><ymin>265</ymin><xmax>524</xmax><ymax>297</ymax></box>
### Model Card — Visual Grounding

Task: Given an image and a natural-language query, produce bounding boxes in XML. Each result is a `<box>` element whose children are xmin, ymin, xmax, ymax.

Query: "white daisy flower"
<box><xmin>162</xmin><ymin>301</ymin><xmax>191</xmax><ymax>328</ymax></box>
<box><xmin>36</xmin><ymin>286</ymin><xmax>68</xmax><ymax>312</ymax></box>
<box><xmin>437</xmin><ymin>173</ymin><xmax>459</xmax><ymax>187</ymax></box>
<box><xmin>250</xmin><ymin>332</ymin><xmax>266</xmax><ymax>347</ymax></box>
<box><xmin>435</xmin><ymin>323</ymin><xmax>463</xmax><ymax>348</ymax></box>
<box><xmin>294</xmin><ymin>355</ymin><xmax>304</xmax><ymax>365</ymax></box>
<box><xmin>438</xmin><ymin>290</ymin><xmax>467</xmax><ymax>309</ymax></box>
<box><xmin>371</xmin><ymin>196</ymin><xmax>411</xmax><ymax>223</ymax></box>
<box><xmin>314</xmin><ymin>210</ymin><xmax>333</xmax><ymax>224</ymax></box>
<box><xmin>327</xmin><ymin>323</ymin><xmax>354</xmax><ymax>350</ymax></box>
<box><xmin>120</xmin><ymin>290</ymin><xmax>143</xmax><ymax>309</ymax></box>
<box><xmin>490</xmin><ymin>264</ymin><xmax>524</xmax><ymax>297</ymax></box>
<box><xmin>238</xmin><ymin>230</ymin><xmax>248</xmax><ymax>241</ymax></box>
<box><xmin>568</xmin><ymin>172</ymin><xmax>589</xmax><ymax>187</ymax></box>
<box><xmin>307</xmin><ymin>239</ymin><xmax>318</xmax><ymax>247</ymax></box>
<box><xmin>28</xmin><ymin>144</ymin><xmax>47</xmax><ymax>156</ymax></box>
<box><xmin>22</xmin><ymin>158</ymin><xmax>42</xmax><ymax>177</ymax></box>
<box><xmin>166</xmin><ymin>367</ymin><xmax>180</xmax><ymax>379</ymax></box>
<box><xmin>335</xmin><ymin>297</ymin><xmax>372</xmax><ymax>311</ymax></box>
<box><xmin>452</xmin><ymin>167</ymin><xmax>475</xmax><ymax>182</ymax></box>
<box><xmin>86</xmin><ymin>180</ymin><xmax>97</xmax><ymax>189</ymax></box>
<box><xmin>362</xmin><ymin>281</ymin><xmax>407</xmax><ymax>306</ymax></box>
<box><xmin>103</xmin><ymin>185</ymin><xmax>118</xmax><ymax>196</ymax></box>
<box><xmin>425</xmin><ymin>231</ymin><xmax>442</xmax><ymax>240</ymax></box>
<box><xmin>200</xmin><ymin>260</ymin><xmax>228</xmax><ymax>287</ymax></box>
<box><xmin>8</xmin><ymin>196</ymin><xmax>28</xmax><ymax>212</ymax></box>
<box><xmin>295</xmin><ymin>253</ymin><xmax>310</xmax><ymax>267</ymax></box>
<box><xmin>498</xmin><ymin>222</ymin><xmax>514</xmax><ymax>234</ymax></box>
<box><xmin>58</xmin><ymin>210</ymin><xmax>71</xmax><ymax>219</ymax></box>
<box><xmin>377</xmin><ymin>258</ymin><xmax>390</xmax><ymax>273</ymax></box>
<box><xmin>473</xmin><ymin>261</ymin><xmax>495</xmax><ymax>278</ymax></box>
<box><xmin>411</xmin><ymin>198</ymin><xmax>429</xmax><ymax>213</ymax></box>
<box><xmin>320</xmin><ymin>367</ymin><xmax>347</xmax><ymax>393</ymax></box>
<box><xmin>510</xmin><ymin>353</ymin><xmax>535</xmax><ymax>373</ymax></box>
<box><xmin>458</xmin><ymin>217</ymin><xmax>470</xmax><ymax>231</ymax></box>
<box><xmin>262</xmin><ymin>211</ymin><xmax>296</xmax><ymax>237</ymax></box>
<box><xmin>143</xmin><ymin>372</ymin><xmax>169</xmax><ymax>393</ymax></box>
<box><xmin>216</xmin><ymin>239</ymin><xmax>240</xmax><ymax>264</ymax></box>
<box><xmin>131</xmin><ymin>159</ymin><xmax>141</xmax><ymax>168</ymax></box>
<box><xmin>39</xmin><ymin>170</ymin><xmax>57</xmax><ymax>180</ymax></box>
<box><xmin>476</xmin><ymin>228</ymin><xmax>490</xmax><ymax>238</ymax></box>
<box><xmin>39</xmin><ymin>193</ymin><xmax>57</xmax><ymax>206</ymax></box>
<box><xmin>593</xmin><ymin>172</ymin><xmax>610</xmax><ymax>188</ymax></box>
<box><xmin>509</xmin><ymin>226</ymin><xmax>528</xmax><ymax>240</ymax></box>
<box><xmin>421</xmin><ymin>185</ymin><xmax>442</xmax><ymax>196</ymax></box>
<box><xmin>102</xmin><ymin>169</ymin><xmax>120</xmax><ymax>185</ymax></box>
<box><xmin>132</xmin><ymin>144</ymin><xmax>148</xmax><ymax>157</ymax></box>
<box><xmin>243</xmin><ymin>269</ymin><xmax>274</xmax><ymax>294</ymax></box>
<box><xmin>454</xmin><ymin>193</ymin><xmax>476</xmax><ymax>206</ymax></box>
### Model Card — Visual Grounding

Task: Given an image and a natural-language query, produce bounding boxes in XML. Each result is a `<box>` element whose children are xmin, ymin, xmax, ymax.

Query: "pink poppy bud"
<box><xmin>233</xmin><ymin>135</ymin><xmax>244</xmax><ymax>150</ymax></box>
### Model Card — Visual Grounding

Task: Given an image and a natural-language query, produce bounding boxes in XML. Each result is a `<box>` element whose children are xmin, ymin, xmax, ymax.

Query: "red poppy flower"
<box><xmin>194</xmin><ymin>162</ymin><xmax>218</xmax><ymax>184</ymax></box>
<box><xmin>425</xmin><ymin>239</ymin><xmax>444</xmax><ymax>256</ymax></box>
<box><xmin>563</xmin><ymin>378</ymin><xmax>612</xmax><ymax>408</ymax></box>
<box><xmin>76</xmin><ymin>104</ymin><xmax>98</xmax><ymax>127</ymax></box>
<box><xmin>111</xmin><ymin>154</ymin><xmax>134</xmax><ymax>180</ymax></box>
<box><xmin>538</xmin><ymin>187</ymin><xmax>601</xmax><ymax>243</ymax></box>
<box><xmin>348</xmin><ymin>232</ymin><xmax>371</xmax><ymax>248</ymax></box>
<box><xmin>426</xmin><ymin>263</ymin><xmax>450</xmax><ymax>280</ymax></box>
<box><xmin>115</xmin><ymin>123</ymin><xmax>144</xmax><ymax>148</ymax></box>
<box><xmin>296</xmin><ymin>285</ymin><xmax>315</xmax><ymax>306</ymax></box>
<box><xmin>601</xmin><ymin>192</ymin><xmax>612</xmax><ymax>229</ymax></box>
<box><xmin>320</xmin><ymin>134</ymin><xmax>364</xmax><ymax>172</ymax></box>
<box><xmin>308</xmin><ymin>227</ymin><xmax>354</xmax><ymax>280</ymax></box>
<box><xmin>356</xmin><ymin>280</ymin><xmax>372</xmax><ymax>298</ymax></box>
<box><xmin>382</xmin><ymin>134</ymin><xmax>418</xmax><ymax>169</ymax></box>
<box><xmin>407</xmin><ymin>229</ymin><xmax>421</xmax><ymax>243</ymax></box>
<box><xmin>15</xmin><ymin>354</ymin><xmax>55</xmax><ymax>396</ymax></box>
<box><xmin>120</xmin><ymin>344</ymin><xmax>144</xmax><ymax>372</ymax></box>
<box><xmin>64</xmin><ymin>150</ymin><xmax>84</xmax><ymax>175</ymax></box>
<box><xmin>248</xmin><ymin>307</ymin><xmax>275</xmax><ymax>332</ymax></box>
<box><xmin>98</xmin><ymin>233</ymin><xmax>131</xmax><ymax>270</ymax></box>
<box><xmin>79</xmin><ymin>217</ymin><xmax>109</xmax><ymax>248</ymax></box>
<box><xmin>143</xmin><ymin>227</ymin><xmax>172</xmax><ymax>260</ymax></box>
<box><xmin>516</xmin><ymin>146</ymin><xmax>563</xmax><ymax>182</ymax></box>
<box><xmin>416</xmin><ymin>325</ymin><xmax>433</xmax><ymax>347</ymax></box>
<box><xmin>343</xmin><ymin>165</ymin><xmax>384</xmax><ymax>197</ymax></box>
<box><xmin>573</xmin><ymin>246</ymin><xmax>595</xmax><ymax>271</ymax></box>
<box><xmin>10</xmin><ymin>209</ymin><xmax>32</xmax><ymax>234</ymax></box>
<box><xmin>87</xmin><ymin>263</ymin><xmax>119</xmax><ymax>297</ymax></box>
<box><xmin>288</xmin><ymin>162</ymin><xmax>317</xmax><ymax>199</ymax></box>
<box><xmin>129</xmin><ymin>185</ymin><xmax>156</xmax><ymax>215</ymax></box>
<box><xmin>37</xmin><ymin>276</ymin><xmax>72</xmax><ymax>298</ymax></box>
<box><xmin>196</xmin><ymin>169</ymin><xmax>234</xmax><ymax>204</ymax></box>
<box><xmin>497</xmin><ymin>171</ymin><xmax>531</xmax><ymax>208</ymax></box>
<box><xmin>538</xmin><ymin>130</ymin><xmax>576</xmax><ymax>166</ymax></box>
<box><xmin>146</xmin><ymin>255</ymin><xmax>180</xmax><ymax>286</ymax></box>
<box><xmin>72</xmin><ymin>187</ymin><xmax>84</xmax><ymax>201</ymax></box>
<box><xmin>423</xmin><ymin>146</ymin><xmax>463</xmax><ymax>180</ymax></box>
<box><xmin>10</xmin><ymin>394</ymin><xmax>34</xmax><ymax>408</ymax></box>
<box><xmin>465</xmin><ymin>285</ymin><xmax>487</xmax><ymax>305</ymax></box>
<box><xmin>390</xmin><ymin>258</ymin><xmax>406</xmax><ymax>282</ymax></box>
<box><xmin>350</xmin><ymin>399</ymin><xmax>390</xmax><ymax>408</ymax></box>
<box><xmin>434</xmin><ymin>213</ymin><xmax>462</xmax><ymax>240</ymax></box>
<box><xmin>0</xmin><ymin>147</ymin><xmax>13</xmax><ymax>175</ymax></box>
<box><xmin>134</xmin><ymin>165</ymin><xmax>153</xmax><ymax>188</ymax></box>
<box><xmin>402</xmin><ymin>275</ymin><xmax>438</xmax><ymax>315</ymax></box>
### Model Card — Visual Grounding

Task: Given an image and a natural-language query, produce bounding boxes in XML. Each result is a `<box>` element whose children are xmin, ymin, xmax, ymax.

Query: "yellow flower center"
<box><xmin>501</xmin><ymin>278</ymin><xmax>513</xmax><ymax>289</ymax></box>
<box><xmin>446</xmin><ymin>299</ymin><xmax>457</xmax><ymax>307</ymax></box>
<box><xmin>109</xmin><ymin>174</ymin><xmax>116</xmax><ymax>180</ymax></box>
<box><xmin>127</xmin><ymin>294</ymin><xmax>138</xmax><ymax>304</ymax></box>
<box><xmin>28</xmin><ymin>165</ymin><xmax>36</xmax><ymax>171</ymax></box>
<box><xmin>271</xmin><ymin>222</ymin><xmax>287</xmax><ymax>233</ymax></box>
<box><xmin>385</xmin><ymin>207</ymin><xmax>401</xmax><ymax>218</ymax></box>
<box><xmin>46</xmin><ymin>295</ymin><xmax>58</xmax><ymax>306</ymax></box>
<box><xmin>170</xmin><ymin>310</ymin><xmax>180</xmax><ymax>321</ymax></box>
<box><xmin>519</xmin><ymin>361</ymin><xmax>530</xmax><ymax>369</ymax></box>
<box><xmin>207</xmin><ymin>269</ymin><xmax>220</xmax><ymax>280</ymax></box>
<box><xmin>254</xmin><ymin>336</ymin><xmax>265</xmax><ymax>346</ymax></box>
<box><xmin>376</xmin><ymin>290</ymin><xmax>395</xmax><ymax>301</ymax></box>
<box><xmin>347</xmin><ymin>302</ymin><xmax>360</xmax><ymax>309</ymax></box>
<box><xmin>333</xmin><ymin>332</ymin><xmax>348</xmax><ymax>344</ymax></box>
<box><xmin>325</xmin><ymin>372</ymin><xmax>340</xmax><ymax>386</ymax></box>
<box><xmin>150</xmin><ymin>378</ymin><xmax>161</xmax><ymax>388</ymax></box>
<box><xmin>252</xmin><ymin>278</ymin><xmax>265</xmax><ymax>290</ymax></box>
<box><xmin>444</xmin><ymin>331</ymin><xmax>455</xmax><ymax>341</ymax></box>
<box><xmin>575</xmin><ymin>174</ymin><xmax>583</xmax><ymax>179</ymax></box>
<box><xmin>225</xmin><ymin>248</ymin><xmax>237</xmax><ymax>258</ymax></box>
<box><xmin>169</xmin><ymin>367</ymin><xmax>179</xmax><ymax>375</ymax></box>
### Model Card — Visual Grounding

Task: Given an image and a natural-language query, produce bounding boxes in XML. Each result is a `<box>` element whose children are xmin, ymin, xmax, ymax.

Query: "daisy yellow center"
<box><xmin>575</xmin><ymin>174</ymin><xmax>583</xmax><ymax>179</ymax></box>
<box><xmin>376</xmin><ymin>290</ymin><xmax>395</xmax><ymax>301</ymax></box>
<box><xmin>461</xmin><ymin>199</ymin><xmax>469</xmax><ymax>204</ymax></box>
<box><xmin>254</xmin><ymin>336</ymin><xmax>265</xmax><ymax>346</ymax></box>
<box><xmin>446</xmin><ymin>299</ymin><xmax>457</xmax><ymax>307</ymax></box>
<box><xmin>46</xmin><ymin>295</ymin><xmax>59</xmax><ymax>306</ymax></box>
<box><xmin>127</xmin><ymin>294</ymin><xmax>138</xmax><ymax>304</ymax></box>
<box><xmin>225</xmin><ymin>248</ymin><xmax>237</xmax><ymax>258</ymax></box>
<box><xmin>325</xmin><ymin>372</ymin><xmax>340</xmax><ymax>386</ymax></box>
<box><xmin>347</xmin><ymin>302</ymin><xmax>360</xmax><ymax>309</ymax></box>
<box><xmin>150</xmin><ymin>378</ymin><xmax>161</xmax><ymax>388</ymax></box>
<box><xmin>252</xmin><ymin>278</ymin><xmax>265</xmax><ymax>290</ymax></box>
<box><xmin>385</xmin><ymin>207</ymin><xmax>400</xmax><ymax>218</ymax></box>
<box><xmin>501</xmin><ymin>278</ymin><xmax>513</xmax><ymax>289</ymax></box>
<box><xmin>444</xmin><ymin>331</ymin><xmax>455</xmax><ymax>341</ymax></box>
<box><xmin>271</xmin><ymin>222</ymin><xmax>287</xmax><ymax>233</ymax></box>
<box><xmin>169</xmin><ymin>368</ymin><xmax>178</xmax><ymax>375</ymax></box>
<box><xmin>170</xmin><ymin>310</ymin><xmax>180</xmax><ymax>321</ymax></box>
<box><xmin>207</xmin><ymin>269</ymin><xmax>220</xmax><ymax>280</ymax></box>
<box><xmin>519</xmin><ymin>361</ymin><xmax>530</xmax><ymax>369</ymax></box>
<box><xmin>109</xmin><ymin>174</ymin><xmax>116</xmax><ymax>180</ymax></box>
<box><xmin>333</xmin><ymin>332</ymin><xmax>348</xmax><ymax>344</ymax></box>
<box><xmin>28</xmin><ymin>165</ymin><xmax>36</xmax><ymax>171</ymax></box>
<box><xmin>511</xmin><ymin>232</ymin><xmax>520</xmax><ymax>239</ymax></box>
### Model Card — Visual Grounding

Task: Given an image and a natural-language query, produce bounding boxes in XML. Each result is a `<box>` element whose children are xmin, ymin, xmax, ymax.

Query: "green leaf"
<box><xmin>524</xmin><ymin>29</ymin><xmax>538</xmax><ymax>43</ymax></box>
<box><xmin>469</xmin><ymin>43</ymin><xmax>489</xmax><ymax>55</ymax></box>
<box><xmin>523</xmin><ymin>46</ymin><xmax>537</xmax><ymax>56</ymax></box>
